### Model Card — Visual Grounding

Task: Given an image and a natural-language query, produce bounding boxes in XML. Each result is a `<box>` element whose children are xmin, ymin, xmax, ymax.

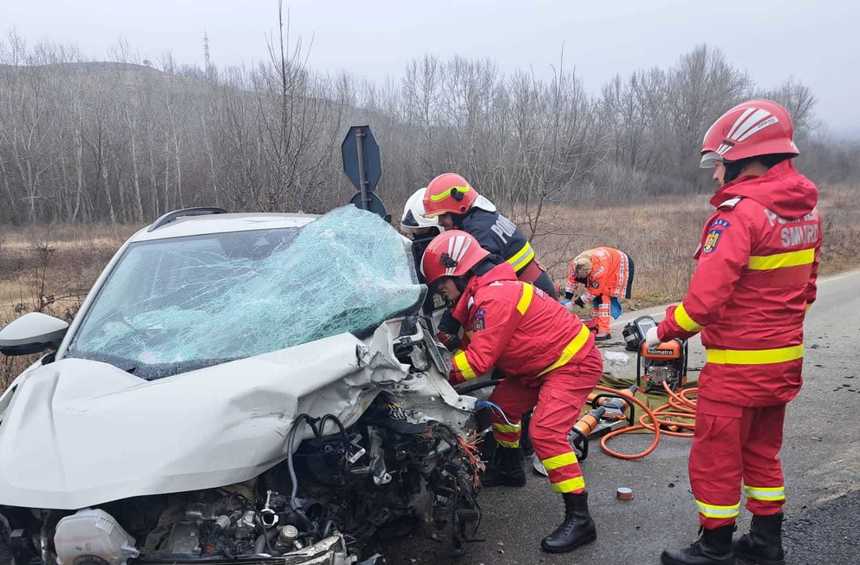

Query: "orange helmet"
<box><xmin>422</xmin><ymin>173</ymin><xmax>479</xmax><ymax>217</ymax></box>
<box><xmin>420</xmin><ymin>230</ymin><xmax>489</xmax><ymax>284</ymax></box>
<box><xmin>700</xmin><ymin>99</ymin><xmax>799</xmax><ymax>168</ymax></box>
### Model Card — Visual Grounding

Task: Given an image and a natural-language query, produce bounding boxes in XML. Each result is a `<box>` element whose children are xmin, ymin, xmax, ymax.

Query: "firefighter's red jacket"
<box><xmin>448</xmin><ymin>263</ymin><xmax>594</xmax><ymax>384</ymax></box>
<box><xmin>657</xmin><ymin>160</ymin><xmax>821</xmax><ymax>406</ymax></box>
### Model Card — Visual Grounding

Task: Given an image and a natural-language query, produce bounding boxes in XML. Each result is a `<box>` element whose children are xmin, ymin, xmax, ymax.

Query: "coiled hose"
<box><xmin>595</xmin><ymin>382</ymin><xmax>697</xmax><ymax>460</ymax></box>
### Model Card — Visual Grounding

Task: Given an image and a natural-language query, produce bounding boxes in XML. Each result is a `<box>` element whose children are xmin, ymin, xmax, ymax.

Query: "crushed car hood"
<box><xmin>0</xmin><ymin>329</ymin><xmax>410</xmax><ymax>510</ymax></box>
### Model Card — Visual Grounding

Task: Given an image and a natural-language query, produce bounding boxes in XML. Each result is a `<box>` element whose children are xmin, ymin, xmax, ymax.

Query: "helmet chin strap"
<box><xmin>723</xmin><ymin>158</ymin><xmax>750</xmax><ymax>184</ymax></box>
<box><xmin>472</xmin><ymin>257</ymin><xmax>498</xmax><ymax>276</ymax></box>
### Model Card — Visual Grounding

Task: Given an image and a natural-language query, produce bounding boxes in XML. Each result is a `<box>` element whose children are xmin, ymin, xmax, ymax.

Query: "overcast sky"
<box><xmin>2</xmin><ymin>0</ymin><xmax>858</xmax><ymax>137</ymax></box>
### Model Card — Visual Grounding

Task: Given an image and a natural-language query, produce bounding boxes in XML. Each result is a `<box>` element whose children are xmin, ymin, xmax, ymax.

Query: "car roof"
<box><xmin>131</xmin><ymin>212</ymin><xmax>318</xmax><ymax>243</ymax></box>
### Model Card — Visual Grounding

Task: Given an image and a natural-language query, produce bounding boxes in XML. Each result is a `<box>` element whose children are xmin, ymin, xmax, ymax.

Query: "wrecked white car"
<box><xmin>0</xmin><ymin>206</ymin><xmax>482</xmax><ymax>565</ymax></box>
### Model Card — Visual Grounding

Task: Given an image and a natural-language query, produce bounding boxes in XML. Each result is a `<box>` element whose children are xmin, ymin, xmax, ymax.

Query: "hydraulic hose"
<box><xmin>592</xmin><ymin>385</ymin><xmax>663</xmax><ymax>460</ymax></box>
<box><xmin>597</xmin><ymin>381</ymin><xmax>697</xmax><ymax>459</ymax></box>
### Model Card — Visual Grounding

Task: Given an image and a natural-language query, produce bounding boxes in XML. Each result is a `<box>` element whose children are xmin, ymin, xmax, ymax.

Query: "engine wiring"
<box><xmin>286</xmin><ymin>414</ymin><xmax>321</xmax><ymax>512</ymax></box>
<box><xmin>426</xmin><ymin>421</ymin><xmax>484</xmax><ymax>547</ymax></box>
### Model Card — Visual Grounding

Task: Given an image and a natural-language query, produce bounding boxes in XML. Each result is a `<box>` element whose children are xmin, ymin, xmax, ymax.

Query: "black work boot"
<box><xmin>481</xmin><ymin>446</ymin><xmax>526</xmax><ymax>487</ymax></box>
<box><xmin>661</xmin><ymin>525</ymin><xmax>735</xmax><ymax>565</ymax></box>
<box><xmin>734</xmin><ymin>513</ymin><xmax>785</xmax><ymax>565</ymax></box>
<box><xmin>541</xmin><ymin>492</ymin><xmax>597</xmax><ymax>553</ymax></box>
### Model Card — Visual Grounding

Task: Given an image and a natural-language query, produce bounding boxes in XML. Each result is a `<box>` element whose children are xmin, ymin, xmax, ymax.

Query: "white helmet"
<box><xmin>401</xmin><ymin>188</ymin><xmax>440</xmax><ymax>231</ymax></box>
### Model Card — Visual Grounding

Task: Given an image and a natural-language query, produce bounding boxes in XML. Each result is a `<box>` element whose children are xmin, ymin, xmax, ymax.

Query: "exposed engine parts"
<box><xmin>3</xmin><ymin>395</ymin><xmax>481</xmax><ymax>565</ymax></box>
<box><xmin>281</xmin><ymin>396</ymin><xmax>482</xmax><ymax>557</ymax></box>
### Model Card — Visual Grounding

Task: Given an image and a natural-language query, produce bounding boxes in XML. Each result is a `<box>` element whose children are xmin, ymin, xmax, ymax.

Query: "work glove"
<box><xmin>448</xmin><ymin>370</ymin><xmax>466</xmax><ymax>386</ymax></box>
<box><xmin>574</xmin><ymin>296</ymin><xmax>586</xmax><ymax>308</ymax></box>
<box><xmin>436</xmin><ymin>331</ymin><xmax>462</xmax><ymax>351</ymax></box>
<box><xmin>645</xmin><ymin>326</ymin><xmax>661</xmax><ymax>347</ymax></box>
<box><xmin>438</xmin><ymin>309</ymin><xmax>461</xmax><ymax>334</ymax></box>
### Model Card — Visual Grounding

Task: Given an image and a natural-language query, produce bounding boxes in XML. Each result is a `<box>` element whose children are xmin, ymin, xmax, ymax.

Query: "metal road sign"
<box><xmin>341</xmin><ymin>125</ymin><xmax>386</xmax><ymax>218</ymax></box>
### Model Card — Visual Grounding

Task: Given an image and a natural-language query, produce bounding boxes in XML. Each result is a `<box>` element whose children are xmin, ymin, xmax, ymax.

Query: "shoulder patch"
<box><xmin>710</xmin><ymin>218</ymin><xmax>731</xmax><ymax>229</ymax></box>
<box><xmin>717</xmin><ymin>196</ymin><xmax>743</xmax><ymax>210</ymax></box>
<box><xmin>472</xmin><ymin>308</ymin><xmax>486</xmax><ymax>330</ymax></box>
<box><xmin>702</xmin><ymin>229</ymin><xmax>723</xmax><ymax>254</ymax></box>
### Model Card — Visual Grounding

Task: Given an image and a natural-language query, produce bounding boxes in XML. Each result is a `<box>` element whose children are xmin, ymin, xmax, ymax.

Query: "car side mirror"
<box><xmin>0</xmin><ymin>312</ymin><xmax>69</xmax><ymax>356</ymax></box>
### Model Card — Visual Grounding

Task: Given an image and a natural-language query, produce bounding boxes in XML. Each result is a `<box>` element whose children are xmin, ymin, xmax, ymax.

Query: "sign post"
<box><xmin>341</xmin><ymin>125</ymin><xmax>387</xmax><ymax>219</ymax></box>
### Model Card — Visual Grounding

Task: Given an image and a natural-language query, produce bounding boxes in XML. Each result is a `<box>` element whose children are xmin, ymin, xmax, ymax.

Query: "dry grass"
<box><xmin>0</xmin><ymin>224</ymin><xmax>138</xmax><ymax>388</ymax></box>
<box><xmin>1</xmin><ymin>185</ymin><xmax>858</xmax><ymax>389</ymax></box>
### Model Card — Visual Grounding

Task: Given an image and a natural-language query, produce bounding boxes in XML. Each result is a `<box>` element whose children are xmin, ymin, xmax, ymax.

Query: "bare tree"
<box><xmin>0</xmin><ymin>28</ymin><xmax>854</xmax><ymax>229</ymax></box>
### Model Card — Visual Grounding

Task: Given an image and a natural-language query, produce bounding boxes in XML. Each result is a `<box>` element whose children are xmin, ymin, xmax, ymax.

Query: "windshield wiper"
<box><xmin>135</xmin><ymin>357</ymin><xmax>239</xmax><ymax>380</ymax></box>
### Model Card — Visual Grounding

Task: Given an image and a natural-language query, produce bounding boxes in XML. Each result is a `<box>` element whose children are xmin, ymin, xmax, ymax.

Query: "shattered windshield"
<box><xmin>65</xmin><ymin>207</ymin><xmax>424</xmax><ymax>379</ymax></box>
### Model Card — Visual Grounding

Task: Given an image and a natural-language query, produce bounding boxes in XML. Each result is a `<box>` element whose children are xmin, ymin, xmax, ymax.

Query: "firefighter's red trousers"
<box><xmin>690</xmin><ymin>397</ymin><xmax>787</xmax><ymax>529</ymax></box>
<box><xmin>488</xmin><ymin>347</ymin><xmax>602</xmax><ymax>494</ymax></box>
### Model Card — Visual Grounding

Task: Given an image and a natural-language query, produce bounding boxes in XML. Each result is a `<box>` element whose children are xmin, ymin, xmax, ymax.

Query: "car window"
<box><xmin>65</xmin><ymin>207</ymin><xmax>424</xmax><ymax>378</ymax></box>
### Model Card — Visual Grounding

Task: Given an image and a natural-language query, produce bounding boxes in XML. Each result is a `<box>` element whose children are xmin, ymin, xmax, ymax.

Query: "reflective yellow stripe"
<box><xmin>695</xmin><ymin>500</ymin><xmax>740</xmax><ymax>519</ymax></box>
<box><xmin>706</xmin><ymin>344</ymin><xmax>804</xmax><ymax>365</ymax></box>
<box><xmin>744</xmin><ymin>485</ymin><xmax>786</xmax><ymax>501</ymax></box>
<box><xmin>551</xmin><ymin>476</ymin><xmax>586</xmax><ymax>493</ymax></box>
<box><xmin>496</xmin><ymin>438</ymin><xmax>520</xmax><ymax>448</ymax></box>
<box><xmin>492</xmin><ymin>422</ymin><xmax>521</xmax><ymax>434</ymax></box>
<box><xmin>428</xmin><ymin>185</ymin><xmax>471</xmax><ymax>202</ymax></box>
<box><xmin>674</xmin><ymin>303</ymin><xmax>702</xmax><ymax>333</ymax></box>
<box><xmin>537</xmin><ymin>325</ymin><xmax>591</xmax><ymax>377</ymax></box>
<box><xmin>506</xmin><ymin>241</ymin><xmax>536</xmax><ymax>272</ymax></box>
<box><xmin>516</xmin><ymin>283</ymin><xmax>534</xmax><ymax>315</ymax></box>
<box><xmin>452</xmin><ymin>350</ymin><xmax>477</xmax><ymax>380</ymax></box>
<box><xmin>542</xmin><ymin>452</ymin><xmax>578</xmax><ymax>471</ymax></box>
<box><xmin>748</xmin><ymin>248</ymin><xmax>815</xmax><ymax>271</ymax></box>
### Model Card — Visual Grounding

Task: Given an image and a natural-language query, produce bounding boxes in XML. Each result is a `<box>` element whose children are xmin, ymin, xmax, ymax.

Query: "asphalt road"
<box><xmin>385</xmin><ymin>269</ymin><xmax>860</xmax><ymax>565</ymax></box>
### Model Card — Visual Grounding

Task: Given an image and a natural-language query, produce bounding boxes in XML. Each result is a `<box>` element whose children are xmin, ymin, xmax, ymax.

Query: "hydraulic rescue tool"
<box><xmin>637</xmin><ymin>338</ymin><xmax>688</xmax><ymax>393</ymax></box>
<box><xmin>625</xmin><ymin>315</ymin><xmax>689</xmax><ymax>393</ymax></box>
<box><xmin>569</xmin><ymin>408</ymin><xmax>606</xmax><ymax>460</ymax></box>
<box><xmin>569</xmin><ymin>385</ymin><xmax>639</xmax><ymax>461</ymax></box>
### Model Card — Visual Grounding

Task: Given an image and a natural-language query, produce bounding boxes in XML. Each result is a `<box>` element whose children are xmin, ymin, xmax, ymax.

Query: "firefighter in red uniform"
<box><xmin>421</xmin><ymin>230</ymin><xmax>603</xmax><ymax>554</ymax></box>
<box><xmin>646</xmin><ymin>100</ymin><xmax>822</xmax><ymax>565</ymax></box>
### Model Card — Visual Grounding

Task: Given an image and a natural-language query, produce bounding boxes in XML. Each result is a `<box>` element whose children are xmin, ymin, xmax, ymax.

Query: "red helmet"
<box><xmin>423</xmin><ymin>173</ymin><xmax>479</xmax><ymax>217</ymax></box>
<box><xmin>700</xmin><ymin>99</ymin><xmax>799</xmax><ymax>168</ymax></box>
<box><xmin>420</xmin><ymin>230</ymin><xmax>489</xmax><ymax>284</ymax></box>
